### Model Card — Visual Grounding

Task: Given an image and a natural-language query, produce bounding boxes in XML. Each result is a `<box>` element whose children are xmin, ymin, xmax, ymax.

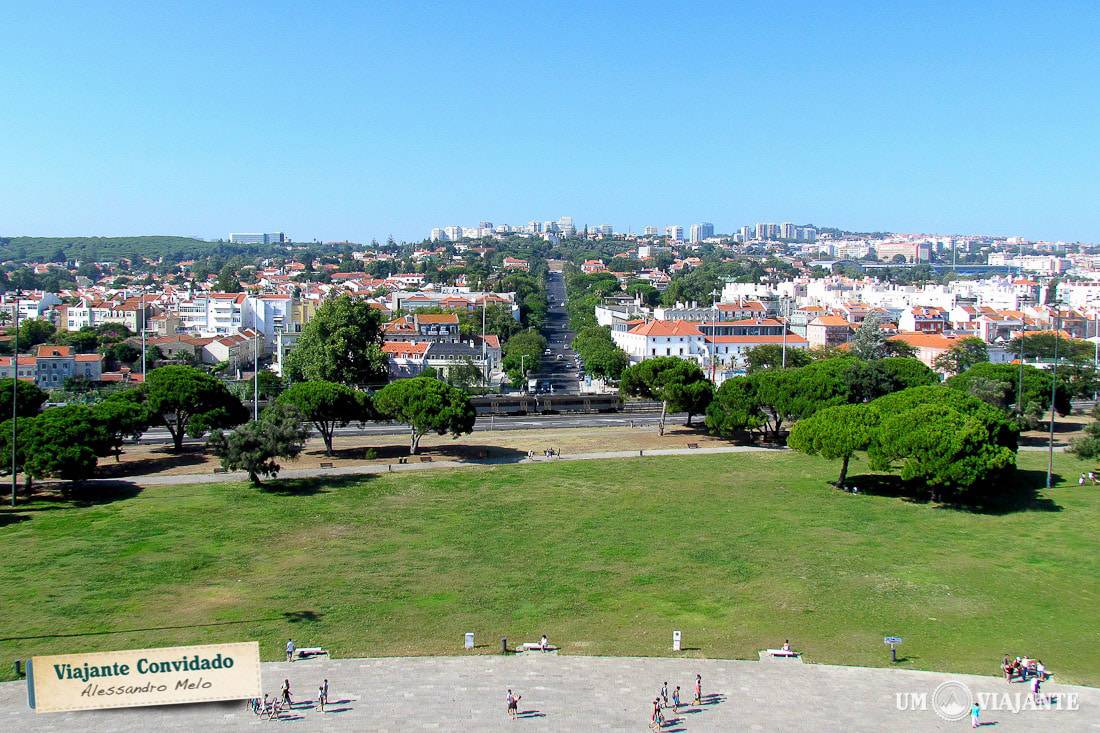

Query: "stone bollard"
<box><xmin>501</xmin><ymin>637</ymin><xmax>508</xmax><ymax>655</ymax></box>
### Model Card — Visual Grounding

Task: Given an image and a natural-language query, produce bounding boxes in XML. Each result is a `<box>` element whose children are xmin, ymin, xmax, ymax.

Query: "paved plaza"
<box><xmin>3</xmin><ymin>654</ymin><xmax>1097</xmax><ymax>731</ymax></box>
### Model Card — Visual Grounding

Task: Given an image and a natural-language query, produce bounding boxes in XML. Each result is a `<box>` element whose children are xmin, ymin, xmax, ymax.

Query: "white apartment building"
<box><xmin>611</xmin><ymin>318</ymin><xmax>807</xmax><ymax>376</ymax></box>
<box><xmin>665</xmin><ymin>225</ymin><xmax>684</xmax><ymax>241</ymax></box>
<box><xmin>689</xmin><ymin>223</ymin><xmax>715</xmax><ymax>243</ymax></box>
<box><xmin>176</xmin><ymin>293</ymin><xmax>247</xmax><ymax>336</ymax></box>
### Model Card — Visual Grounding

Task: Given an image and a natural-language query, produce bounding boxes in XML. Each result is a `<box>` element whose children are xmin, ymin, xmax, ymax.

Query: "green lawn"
<box><xmin>2</xmin><ymin>451</ymin><xmax>1098</xmax><ymax>685</ymax></box>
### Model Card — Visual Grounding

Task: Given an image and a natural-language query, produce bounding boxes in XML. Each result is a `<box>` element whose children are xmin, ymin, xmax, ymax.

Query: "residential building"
<box><xmin>689</xmin><ymin>222</ymin><xmax>715</xmax><ymax>243</ymax></box>
<box><xmin>229</xmin><ymin>232</ymin><xmax>285</xmax><ymax>244</ymax></box>
<box><xmin>806</xmin><ymin>315</ymin><xmax>852</xmax><ymax>348</ymax></box>
<box><xmin>383</xmin><ymin>313</ymin><xmax>461</xmax><ymax>343</ymax></box>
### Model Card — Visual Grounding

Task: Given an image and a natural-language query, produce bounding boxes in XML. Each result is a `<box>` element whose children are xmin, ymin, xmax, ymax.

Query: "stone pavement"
<box><xmin>3</xmin><ymin>654</ymin><xmax>1097</xmax><ymax>731</ymax></box>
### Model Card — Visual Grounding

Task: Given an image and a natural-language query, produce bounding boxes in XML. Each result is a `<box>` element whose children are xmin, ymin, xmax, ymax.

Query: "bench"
<box><xmin>320</xmin><ymin>462</ymin><xmax>334</xmax><ymax>469</ymax></box>
<box><xmin>518</xmin><ymin>642</ymin><xmax>559</xmax><ymax>652</ymax></box>
<box><xmin>765</xmin><ymin>648</ymin><xmax>800</xmax><ymax>658</ymax></box>
<box><xmin>294</xmin><ymin>647</ymin><xmax>329</xmax><ymax>660</ymax></box>
<box><xmin>687</xmin><ymin>443</ymin><xmax>700</xmax><ymax>449</ymax></box>
<box><xmin>419</xmin><ymin>456</ymin><xmax>433</xmax><ymax>463</ymax></box>
<box><xmin>213</xmin><ymin>468</ymin><xmax>227</xmax><ymax>474</ymax></box>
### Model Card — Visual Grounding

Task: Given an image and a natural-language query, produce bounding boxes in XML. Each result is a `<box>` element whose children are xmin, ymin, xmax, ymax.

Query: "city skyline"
<box><xmin>3</xmin><ymin>2</ymin><xmax>1100</xmax><ymax>243</ymax></box>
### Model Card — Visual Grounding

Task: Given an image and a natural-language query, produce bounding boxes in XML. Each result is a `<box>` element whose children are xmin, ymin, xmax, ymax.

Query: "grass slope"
<box><xmin>1</xmin><ymin>451</ymin><xmax>1097</xmax><ymax>685</ymax></box>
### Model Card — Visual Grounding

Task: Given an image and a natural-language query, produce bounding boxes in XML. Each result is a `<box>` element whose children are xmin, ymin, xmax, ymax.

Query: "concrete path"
<box><xmin>3</xmin><ymin>654</ymin><xmax>1096</xmax><ymax>731</ymax></box>
<box><xmin>88</xmin><ymin>445</ymin><xmax>777</xmax><ymax>487</ymax></box>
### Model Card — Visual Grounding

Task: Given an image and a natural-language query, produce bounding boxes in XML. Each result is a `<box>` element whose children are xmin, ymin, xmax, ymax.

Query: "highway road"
<box><xmin>529</xmin><ymin>269</ymin><xmax>583</xmax><ymax>394</ymax></box>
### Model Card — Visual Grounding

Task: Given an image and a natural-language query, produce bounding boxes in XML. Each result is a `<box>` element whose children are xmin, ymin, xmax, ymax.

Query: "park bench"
<box><xmin>419</xmin><ymin>456</ymin><xmax>433</xmax><ymax>463</ymax></box>
<box><xmin>294</xmin><ymin>646</ymin><xmax>329</xmax><ymax>660</ymax></box>
<box><xmin>765</xmin><ymin>648</ymin><xmax>800</xmax><ymax>658</ymax></box>
<box><xmin>320</xmin><ymin>462</ymin><xmax>334</xmax><ymax>469</ymax></box>
<box><xmin>213</xmin><ymin>468</ymin><xmax>227</xmax><ymax>474</ymax></box>
<box><xmin>687</xmin><ymin>443</ymin><xmax>700</xmax><ymax>449</ymax></box>
<box><xmin>518</xmin><ymin>642</ymin><xmax>559</xmax><ymax>652</ymax></box>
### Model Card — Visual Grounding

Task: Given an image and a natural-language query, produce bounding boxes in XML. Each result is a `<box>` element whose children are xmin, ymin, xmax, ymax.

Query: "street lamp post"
<box><xmin>140</xmin><ymin>288</ymin><xmax>147</xmax><ymax>376</ymax></box>
<box><xmin>1047</xmin><ymin>315</ymin><xmax>1061</xmax><ymax>490</ymax></box>
<box><xmin>253</xmin><ymin>330</ymin><xmax>260</xmax><ymax>422</ymax></box>
<box><xmin>11</xmin><ymin>298</ymin><xmax>19</xmax><ymax>507</ymax></box>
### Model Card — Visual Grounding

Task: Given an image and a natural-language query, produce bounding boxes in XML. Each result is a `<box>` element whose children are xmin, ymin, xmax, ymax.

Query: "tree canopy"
<box><xmin>572</xmin><ymin>326</ymin><xmax>629</xmax><ymax>381</ymax></box>
<box><xmin>0</xmin><ymin>378</ymin><xmax>48</xmax><ymax>417</ymax></box>
<box><xmin>276</xmin><ymin>381</ymin><xmax>372</xmax><ymax>456</ymax></box>
<box><xmin>744</xmin><ymin>344</ymin><xmax>812</xmax><ymax>373</ymax></box>
<box><xmin>788</xmin><ymin>403</ymin><xmax>880</xmax><ymax>485</ymax></box>
<box><xmin>932</xmin><ymin>337</ymin><xmax>989</xmax><ymax>375</ymax></box>
<box><xmin>283</xmin><ymin>294</ymin><xmax>388</xmax><ymax>386</ymax></box>
<box><xmin>209</xmin><ymin>403</ymin><xmax>310</xmax><ymax>485</ymax></box>
<box><xmin>620</xmin><ymin>356</ymin><xmax>713</xmax><ymax>432</ymax></box>
<box><xmin>372</xmin><ymin>377</ymin><xmax>476</xmax><ymax>454</ymax></box>
<box><xmin>143</xmin><ymin>365</ymin><xmax>248</xmax><ymax>450</ymax></box>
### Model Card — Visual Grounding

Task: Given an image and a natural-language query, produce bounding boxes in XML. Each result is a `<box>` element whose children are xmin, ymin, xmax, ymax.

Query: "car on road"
<box><xmin>544</xmin><ymin>349</ymin><xmax>551</xmax><ymax>356</ymax></box>
<box><xmin>556</xmin><ymin>354</ymin><xmax>564</xmax><ymax>361</ymax></box>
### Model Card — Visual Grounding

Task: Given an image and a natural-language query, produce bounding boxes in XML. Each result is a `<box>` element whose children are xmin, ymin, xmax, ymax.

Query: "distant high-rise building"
<box><xmin>543</xmin><ymin>220</ymin><xmax>559</xmax><ymax>233</ymax></box>
<box><xmin>430</xmin><ymin>228</ymin><xmax>447</xmax><ymax>242</ymax></box>
<box><xmin>690</xmin><ymin>222</ymin><xmax>715</xmax><ymax>243</ymax></box>
<box><xmin>801</xmin><ymin>227</ymin><xmax>818</xmax><ymax>242</ymax></box>
<box><xmin>560</xmin><ymin>224</ymin><xmax>577</xmax><ymax>238</ymax></box>
<box><xmin>740</xmin><ymin>225</ymin><xmax>752</xmax><ymax>240</ymax></box>
<box><xmin>558</xmin><ymin>216</ymin><xmax>574</xmax><ymax>229</ymax></box>
<box><xmin>478</xmin><ymin>221</ymin><xmax>493</xmax><ymax>230</ymax></box>
<box><xmin>528</xmin><ymin>220</ymin><xmax>542</xmax><ymax>233</ymax></box>
<box><xmin>444</xmin><ymin>225</ymin><xmax>463</xmax><ymax>241</ymax></box>
<box><xmin>754</xmin><ymin>223</ymin><xmax>769</xmax><ymax>240</ymax></box>
<box><xmin>598</xmin><ymin>224</ymin><xmax>614</xmax><ymax>236</ymax></box>
<box><xmin>665</xmin><ymin>225</ymin><xmax>684</xmax><ymax>241</ymax></box>
<box><xmin>780</xmin><ymin>222</ymin><xmax>796</xmax><ymax>240</ymax></box>
<box><xmin>229</xmin><ymin>232</ymin><xmax>285</xmax><ymax>245</ymax></box>
<box><xmin>643</xmin><ymin>226</ymin><xmax>658</xmax><ymax>236</ymax></box>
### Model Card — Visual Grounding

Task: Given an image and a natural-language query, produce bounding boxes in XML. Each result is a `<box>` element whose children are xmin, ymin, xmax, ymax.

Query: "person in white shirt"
<box><xmin>285</xmin><ymin>639</ymin><xmax>295</xmax><ymax>662</ymax></box>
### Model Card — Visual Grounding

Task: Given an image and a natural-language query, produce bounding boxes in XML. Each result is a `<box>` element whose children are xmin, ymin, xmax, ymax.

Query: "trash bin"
<box><xmin>465</xmin><ymin>632</ymin><xmax>474</xmax><ymax>650</ymax></box>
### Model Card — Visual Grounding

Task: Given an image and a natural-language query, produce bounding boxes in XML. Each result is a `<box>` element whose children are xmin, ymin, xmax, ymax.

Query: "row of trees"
<box><xmin>789</xmin><ymin>386</ymin><xmax>1017</xmax><ymax>500</ymax></box>
<box><xmin>0</xmin><ymin>363</ymin><xmax>478</xmax><ymax>489</ymax></box>
<box><xmin>572</xmin><ymin>326</ymin><xmax>629</xmax><ymax>381</ymax></box>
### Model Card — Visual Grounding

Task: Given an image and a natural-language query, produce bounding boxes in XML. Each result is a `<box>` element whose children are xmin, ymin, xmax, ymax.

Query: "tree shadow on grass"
<box><xmin>845</xmin><ymin>470</ymin><xmax>1062</xmax><ymax>516</ymax></box>
<box><xmin>96</xmin><ymin>449</ymin><xmax>209</xmax><ymax>478</ymax></box>
<box><xmin>259</xmin><ymin>473</ymin><xmax>377</xmax><ymax>496</ymax></box>
<box><xmin>0</xmin><ymin>512</ymin><xmax>30</xmax><ymax>527</ymax></box>
<box><xmin>12</xmin><ymin>481</ymin><xmax>144</xmax><ymax>509</ymax></box>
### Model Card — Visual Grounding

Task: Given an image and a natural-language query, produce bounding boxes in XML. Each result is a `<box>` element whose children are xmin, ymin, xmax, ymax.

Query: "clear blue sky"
<box><xmin>2</xmin><ymin>1</ymin><xmax>1099</xmax><ymax>243</ymax></box>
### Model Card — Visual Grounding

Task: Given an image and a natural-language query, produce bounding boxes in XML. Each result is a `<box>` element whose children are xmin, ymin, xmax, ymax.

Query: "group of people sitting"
<box><xmin>1078</xmin><ymin>472</ymin><xmax>1099</xmax><ymax>486</ymax></box>
<box><xmin>1003</xmin><ymin>655</ymin><xmax>1048</xmax><ymax>682</ymax></box>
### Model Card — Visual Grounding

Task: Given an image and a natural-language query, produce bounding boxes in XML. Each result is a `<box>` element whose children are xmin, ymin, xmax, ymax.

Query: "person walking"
<box><xmin>660</xmin><ymin>681</ymin><xmax>668</xmax><ymax>708</ymax></box>
<box><xmin>650</xmin><ymin>697</ymin><xmax>663</xmax><ymax>730</ymax></box>
<box><xmin>281</xmin><ymin>679</ymin><xmax>293</xmax><ymax>707</ymax></box>
<box><xmin>317</xmin><ymin>683</ymin><xmax>326</xmax><ymax>712</ymax></box>
<box><xmin>506</xmin><ymin>689</ymin><xmax>520</xmax><ymax>720</ymax></box>
<box><xmin>672</xmin><ymin>685</ymin><xmax>681</xmax><ymax>712</ymax></box>
<box><xmin>1031</xmin><ymin>675</ymin><xmax>1042</xmax><ymax>704</ymax></box>
<box><xmin>693</xmin><ymin>674</ymin><xmax>702</xmax><ymax>705</ymax></box>
<box><xmin>285</xmin><ymin>639</ymin><xmax>295</xmax><ymax>662</ymax></box>
<box><xmin>323</xmin><ymin>678</ymin><xmax>329</xmax><ymax>703</ymax></box>
<box><xmin>971</xmin><ymin>701</ymin><xmax>981</xmax><ymax>728</ymax></box>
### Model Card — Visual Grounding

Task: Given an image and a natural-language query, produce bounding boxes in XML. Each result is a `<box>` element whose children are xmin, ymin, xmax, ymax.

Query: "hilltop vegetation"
<box><xmin>0</xmin><ymin>236</ymin><xmax>265</xmax><ymax>263</ymax></box>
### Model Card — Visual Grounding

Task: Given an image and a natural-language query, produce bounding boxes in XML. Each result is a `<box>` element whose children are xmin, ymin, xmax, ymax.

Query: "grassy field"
<box><xmin>1</xmin><ymin>450</ymin><xmax>1098</xmax><ymax>685</ymax></box>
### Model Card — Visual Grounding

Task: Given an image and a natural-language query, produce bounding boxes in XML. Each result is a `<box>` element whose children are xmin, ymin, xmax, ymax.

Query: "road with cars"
<box><xmin>529</xmin><ymin>269</ymin><xmax>583</xmax><ymax>395</ymax></box>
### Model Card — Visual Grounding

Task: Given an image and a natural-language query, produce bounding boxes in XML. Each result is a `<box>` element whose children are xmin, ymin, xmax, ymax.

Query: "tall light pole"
<box><xmin>481</xmin><ymin>297</ymin><xmax>487</xmax><ymax>386</ymax></box>
<box><xmin>253</xmin><ymin>329</ymin><xmax>260</xmax><ymax>422</ymax></box>
<box><xmin>781</xmin><ymin>297</ymin><xmax>789</xmax><ymax>368</ymax></box>
<box><xmin>140</xmin><ymin>288</ymin><xmax>147</xmax><ymax>376</ymax></box>
<box><xmin>1046</xmin><ymin>314</ymin><xmax>1061</xmax><ymax>490</ymax></box>
<box><xmin>11</xmin><ymin>296</ymin><xmax>20</xmax><ymax>507</ymax></box>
